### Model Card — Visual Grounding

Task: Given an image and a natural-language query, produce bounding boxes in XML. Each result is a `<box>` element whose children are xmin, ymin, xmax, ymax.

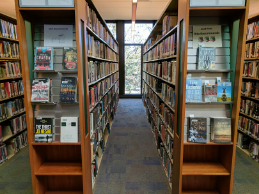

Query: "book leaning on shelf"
<box><xmin>63</xmin><ymin>47</ymin><xmax>77</xmax><ymax>70</ymax></box>
<box><xmin>60</xmin><ymin>77</ymin><xmax>78</xmax><ymax>103</ymax></box>
<box><xmin>34</xmin><ymin>117</ymin><xmax>53</xmax><ymax>143</ymax></box>
<box><xmin>31</xmin><ymin>78</ymin><xmax>50</xmax><ymax>102</ymax></box>
<box><xmin>0</xmin><ymin>41</ymin><xmax>20</xmax><ymax>58</ymax></box>
<box><xmin>247</xmin><ymin>20</ymin><xmax>259</xmax><ymax>40</ymax></box>
<box><xmin>245</xmin><ymin>41</ymin><xmax>259</xmax><ymax>59</ymax></box>
<box><xmin>34</xmin><ymin>47</ymin><xmax>54</xmax><ymax>70</ymax></box>
<box><xmin>2</xmin><ymin>114</ymin><xmax>26</xmax><ymax>136</ymax></box>
<box><xmin>6</xmin><ymin>130</ymin><xmax>27</xmax><ymax>157</ymax></box>
<box><xmin>0</xmin><ymin>19</ymin><xmax>18</xmax><ymax>40</ymax></box>
<box><xmin>0</xmin><ymin>62</ymin><xmax>22</xmax><ymax>78</ymax></box>
<box><xmin>0</xmin><ymin>98</ymin><xmax>25</xmax><ymax>121</ymax></box>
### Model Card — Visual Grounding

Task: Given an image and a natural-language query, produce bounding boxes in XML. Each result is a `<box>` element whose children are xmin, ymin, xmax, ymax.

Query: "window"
<box><xmin>107</xmin><ymin>23</ymin><xmax>116</xmax><ymax>40</ymax></box>
<box><xmin>124</xmin><ymin>23</ymin><xmax>153</xmax><ymax>44</ymax></box>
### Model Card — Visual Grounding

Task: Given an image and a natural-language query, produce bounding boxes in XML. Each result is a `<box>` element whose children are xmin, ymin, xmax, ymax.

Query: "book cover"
<box><xmin>186</xmin><ymin>79</ymin><xmax>202</xmax><ymax>102</ymax></box>
<box><xmin>34</xmin><ymin>117</ymin><xmax>53</xmax><ymax>143</ymax></box>
<box><xmin>63</xmin><ymin>47</ymin><xmax>77</xmax><ymax>70</ymax></box>
<box><xmin>187</xmin><ymin>117</ymin><xmax>207</xmax><ymax>143</ymax></box>
<box><xmin>204</xmin><ymin>85</ymin><xmax>217</xmax><ymax>102</ymax></box>
<box><xmin>198</xmin><ymin>47</ymin><xmax>216</xmax><ymax>70</ymax></box>
<box><xmin>211</xmin><ymin>118</ymin><xmax>231</xmax><ymax>143</ymax></box>
<box><xmin>34</xmin><ymin>47</ymin><xmax>54</xmax><ymax>70</ymax></box>
<box><xmin>217</xmin><ymin>82</ymin><xmax>232</xmax><ymax>102</ymax></box>
<box><xmin>60</xmin><ymin>117</ymin><xmax>78</xmax><ymax>143</ymax></box>
<box><xmin>60</xmin><ymin>77</ymin><xmax>78</xmax><ymax>103</ymax></box>
<box><xmin>31</xmin><ymin>78</ymin><xmax>50</xmax><ymax>102</ymax></box>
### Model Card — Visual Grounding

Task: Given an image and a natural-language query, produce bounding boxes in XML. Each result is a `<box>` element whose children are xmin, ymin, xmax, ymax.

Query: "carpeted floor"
<box><xmin>1</xmin><ymin>99</ymin><xmax>259</xmax><ymax>194</ymax></box>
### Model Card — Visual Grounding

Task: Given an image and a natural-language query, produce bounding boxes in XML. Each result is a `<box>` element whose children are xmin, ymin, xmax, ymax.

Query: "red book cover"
<box><xmin>4</xmin><ymin>82</ymin><xmax>10</xmax><ymax>98</ymax></box>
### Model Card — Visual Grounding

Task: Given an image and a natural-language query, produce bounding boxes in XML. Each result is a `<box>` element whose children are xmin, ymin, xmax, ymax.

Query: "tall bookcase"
<box><xmin>142</xmin><ymin>0</ymin><xmax>250</xmax><ymax>193</ymax></box>
<box><xmin>0</xmin><ymin>13</ymin><xmax>27</xmax><ymax>164</ymax></box>
<box><xmin>14</xmin><ymin>0</ymin><xmax>119</xmax><ymax>193</ymax></box>
<box><xmin>237</xmin><ymin>12</ymin><xmax>259</xmax><ymax>158</ymax></box>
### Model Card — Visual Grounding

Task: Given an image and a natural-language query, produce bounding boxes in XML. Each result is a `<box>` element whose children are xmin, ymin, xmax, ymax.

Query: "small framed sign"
<box><xmin>190</xmin><ymin>0</ymin><xmax>246</xmax><ymax>7</ymax></box>
<box><xmin>19</xmin><ymin>0</ymin><xmax>74</xmax><ymax>7</ymax></box>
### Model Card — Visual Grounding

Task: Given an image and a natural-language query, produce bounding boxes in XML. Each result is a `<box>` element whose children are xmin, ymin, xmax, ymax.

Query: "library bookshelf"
<box><xmin>237</xmin><ymin>12</ymin><xmax>259</xmax><ymax>159</ymax></box>
<box><xmin>14</xmin><ymin>0</ymin><xmax>119</xmax><ymax>193</ymax></box>
<box><xmin>0</xmin><ymin>12</ymin><xmax>27</xmax><ymax>165</ymax></box>
<box><xmin>142</xmin><ymin>0</ymin><xmax>250</xmax><ymax>193</ymax></box>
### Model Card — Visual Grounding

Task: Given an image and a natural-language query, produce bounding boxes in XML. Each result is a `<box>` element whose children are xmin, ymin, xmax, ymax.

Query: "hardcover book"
<box><xmin>186</xmin><ymin>79</ymin><xmax>202</xmax><ymax>102</ymax></box>
<box><xmin>187</xmin><ymin>117</ymin><xmax>207</xmax><ymax>143</ymax></box>
<box><xmin>31</xmin><ymin>78</ymin><xmax>50</xmax><ymax>102</ymax></box>
<box><xmin>204</xmin><ymin>85</ymin><xmax>217</xmax><ymax>102</ymax></box>
<box><xmin>211</xmin><ymin>118</ymin><xmax>231</xmax><ymax>143</ymax></box>
<box><xmin>34</xmin><ymin>47</ymin><xmax>54</xmax><ymax>70</ymax></box>
<box><xmin>217</xmin><ymin>82</ymin><xmax>232</xmax><ymax>102</ymax></box>
<box><xmin>63</xmin><ymin>47</ymin><xmax>77</xmax><ymax>70</ymax></box>
<box><xmin>60</xmin><ymin>117</ymin><xmax>78</xmax><ymax>143</ymax></box>
<box><xmin>60</xmin><ymin>77</ymin><xmax>78</xmax><ymax>103</ymax></box>
<box><xmin>34</xmin><ymin>117</ymin><xmax>53</xmax><ymax>143</ymax></box>
<box><xmin>198</xmin><ymin>47</ymin><xmax>216</xmax><ymax>70</ymax></box>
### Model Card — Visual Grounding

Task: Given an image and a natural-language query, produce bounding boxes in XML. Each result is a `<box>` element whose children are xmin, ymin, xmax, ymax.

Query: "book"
<box><xmin>217</xmin><ymin>82</ymin><xmax>232</xmax><ymax>102</ymax></box>
<box><xmin>31</xmin><ymin>78</ymin><xmax>50</xmax><ymax>102</ymax></box>
<box><xmin>204</xmin><ymin>85</ymin><xmax>217</xmax><ymax>102</ymax></box>
<box><xmin>34</xmin><ymin>117</ymin><xmax>53</xmax><ymax>143</ymax></box>
<box><xmin>60</xmin><ymin>117</ymin><xmax>78</xmax><ymax>143</ymax></box>
<box><xmin>187</xmin><ymin>117</ymin><xmax>207</xmax><ymax>143</ymax></box>
<box><xmin>186</xmin><ymin>79</ymin><xmax>202</xmax><ymax>102</ymax></box>
<box><xmin>34</xmin><ymin>47</ymin><xmax>54</xmax><ymax>70</ymax></box>
<box><xmin>60</xmin><ymin>77</ymin><xmax>78</xmax><ymax>103</ymax></box>
<box><xmin>63</xmin><ymin>47</ymin><xmax>77</xmax><ymax>70</ymax></box>
<box><xmin>211</xmin><ymin>118</ymin><xmax>231</xmax><ymax>143</ymax></box>
<box><xmin>198</xmin><ymin>47</ymin><xmax>216</xmax><ymax>70</ymax></box>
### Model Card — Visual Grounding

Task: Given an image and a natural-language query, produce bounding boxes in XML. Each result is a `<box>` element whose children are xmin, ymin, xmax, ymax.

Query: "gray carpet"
<box><xmin>93</xmin><ymin>99</ymin><xmax>171</xmax><ymax>194</ymax></box>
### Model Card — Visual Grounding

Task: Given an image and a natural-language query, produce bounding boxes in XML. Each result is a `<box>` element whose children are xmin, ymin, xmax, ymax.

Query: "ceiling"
<box><xmin>0</xmin><ymin>0</ymin><xmax>258</xmax><ymax>20</ymax></box>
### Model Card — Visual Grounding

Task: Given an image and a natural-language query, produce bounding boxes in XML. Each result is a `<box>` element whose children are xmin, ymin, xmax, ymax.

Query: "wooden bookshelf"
<box><xmin>14</xmin><ymin>0</ymin><xmax>119</xmax><ymax>193</ymax></box>
<box><xmin>144</xmin><ymin>71</ymin><xmax>175</xmax><ymax>86</ymax></box>
<box><xmin>142</xmin><ymin>0</ymin><xmax>249</xmax><ymax>193</ymax></box>
<box><xmin>143</xmin><ymin>55</ymin><xmax>177</xmax><ymax>63</ymax></box>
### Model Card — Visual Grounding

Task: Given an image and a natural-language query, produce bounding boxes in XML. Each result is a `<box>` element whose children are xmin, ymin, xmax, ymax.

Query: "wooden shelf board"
<box><xmin>0</xmin><ymin>94</ymin><xmax>24</xmax><ymax>102</ymax></box>
<box><xmin>184</xmin><ymin>141</ymin><xmax>233</xmax><ymax>145</ymax></box>
<box><xmin>144</xmin><ymin>71</ymin><xmax>175</xmax><ymax>86</ymax></box>
<box><xmin>19</xmin><ymin>7</ymin><xmax>75</xmax><ymax>11</ymax></box>
<box><xmin>0</xmin><ymin>37</ymin><xmax>19</xmax><ymax>42</ymax></box>
<box><xmin>241</xmin><ymin>95</ymin><xmax>259</xmax><ymax>102</ymax></box>
<box><xmin>189</xmin><ymin>6</ymin><xmax>245</xmax><ymax>10</ymax></box>
<box><xmin>3</xmin><ymin>128</ymin><xmax>27</xmax><ymax>142</ymax></box>
<box><xmin>239</xmin><ymin>112</ymin><xmax>259</xmax><ymax>122</ymax></box>
<box><xmin>87</xmin><ymin>55</ymin><xmax>118</xmax><ymax>63</ymax></box>
<box><xmin>0</xmin><ymin>76</ymin><xmax>22</xmax><ymax>81</ymax></box>
<box><xmin>143</xmin><ymin>55</ymin><xmax>177</xmax><ymax>63</ymax></box>
<box><xmin>243</xmin><ymin>77</ymin><xmax>259</xmax><ymax>80</ymax></box>
<box><xmin>35</xmin><ymin>162</ymin><xmax>82</xmax><ymax>176</ymax></box>
<box><xmin>0</xmin><ymin>110</ymin><xmax>26</xmax><ymax>124</ymax></box>
<box><xmin>237</xmin><ymin>129</ymin><xmax>259</xmax><ymax>143</ymax></box>
<box><xmin>182</xmin><ymin>162</ymin><xmax>230</xmax><ymax>175</ymax></box>
<box><xmin>45</xmin><ymin>191</ymin><xmax>82</xmax><ymax>194</ymax></box>
<box><xmin>88</xmin><ymin>71</ymin><xmax>118</xmax><ymax>86</ymax></box>
<box><xmin>182</xmin><ymin>191</ymin><xmax>219</xmax><ymax>194</ymax></box>
<box><xmin>0</xmin><ymin>58</ymin><xmax>20</xmax><ymax>61</ymax></box>
<box><xmin>246</xmin><ymin>37</ymin><xmax>259</xmax><ymax>43</ymax></box>
<box><xmin>244</xmin><ymin>58</ymin><xmax>259</xmax><ymax>61</ymax></box>
<box><xmin>236</xmin><ymin>145</ymin><xmax>250</xmax><ymax>156</ymax></box>
<box><xmin>31</xmin><ymin>142</ymin><xmax>81</xmax><ymax>146</ymax></box>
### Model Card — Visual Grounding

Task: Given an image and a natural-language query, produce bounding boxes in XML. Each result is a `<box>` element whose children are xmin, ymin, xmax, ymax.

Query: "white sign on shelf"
<box><xmin>44</xmin><ymin>25</ymin><xmax>73</xmax><ymax>47</ymax></box>
<box><xmin>19</xmin><ymin>0</ymin><xmax>74</xmax><ymax>7</ymax></box>
<box><xmin>190</xmin><ymin>0</ymin><xmax>245</xmax><ymax>7</ymax></box>
<box><xmin>48</xmin><ymin>0</ymin><xmax>74</xmax><ymax>6</ymax></box>
<box><xmin>192</xmin><ymin>25</ymin><xmax>222</xmax><ymax>48</ymax></box>
<box><xmin>20</xmin><ymin>0</ymin><xmax>45</xmax><ymax>6</ymax></box>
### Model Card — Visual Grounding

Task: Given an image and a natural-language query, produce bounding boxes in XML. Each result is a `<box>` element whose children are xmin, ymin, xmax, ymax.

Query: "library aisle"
<box><xmin>93</xmin><ymin>99</ymin><xmax>171</xmax><ymax>193</ymax></box>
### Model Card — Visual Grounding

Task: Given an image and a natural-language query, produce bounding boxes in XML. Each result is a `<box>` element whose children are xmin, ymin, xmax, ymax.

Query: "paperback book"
<box><xmin>187</xmin><ymin>117</ymin><xmax>207</xmax><ymax>143</ymax></box>
<box><xmin>60</xmin><ymin>77</ymin><xmax>78</xmax><ymax>103</ymax></box>
<box><xmin>211</xmin><ymin>118</ymin><xmax>231</xmax><ymax>143</ymax></box>
<box><xmin>63</xmin><ymin>47</ymin><xmax>77</xmax><ymax>70</ymax></box>
<box><xmin>198</xmin><ymin>47</ymin><xmax>216</xmax><ymax>70</ymax></box>
<box><xmin>186</xmin><ymin>79</ymin><xmax>202</xmax><ymax>102</ymax></box>
<box><xmin>34</xmin><ymin>117</ymin><xmax>53</xmax><ymax>143</ymax></box>
<box><xmin>31</xmin><ymin>78</ymin><xmax>50</xmax><ymax>102</ymax></box>
<box><xmin>204</xmin><ymin>85</ymin><xmax>217</xmax><ymax>102</ymax></box>
<box><xmin>217</xmin><ymin>82</ymin><xmax>232</xmax><ymax>102</ymax></box>
<box><xmin>34</xmin><ymin>47</ymin><xmax>54</xmax><ymax>70</ymax></box>
<box><xmin>60</xmin><ymin>117</ymin><xmax>78</xmax><ymax>143</ymax></box>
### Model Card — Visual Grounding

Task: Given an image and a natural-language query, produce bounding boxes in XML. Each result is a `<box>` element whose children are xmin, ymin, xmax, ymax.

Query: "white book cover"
<box><xmin>60</xmin><ymin>117</ymin><xmax>78</xmax><ymax>143</ymax></box>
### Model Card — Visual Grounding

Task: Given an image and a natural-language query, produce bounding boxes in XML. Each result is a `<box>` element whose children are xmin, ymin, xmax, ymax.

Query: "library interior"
<box><xmin>0</xmin><ymin>0</ymin><xmax>259</xmax><ymax>193</ymax></box>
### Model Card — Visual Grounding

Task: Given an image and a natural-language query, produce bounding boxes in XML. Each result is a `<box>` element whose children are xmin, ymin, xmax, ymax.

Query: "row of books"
<box><xmin>4</xmin><ymin>114</ymin><xmax>26</xmax><ymax>137</ymax></box>
<box><xmin>184</xmin><ymin>117</ymin><xmax>231</xmax><ymax>143</ymax></box>
<box><xmin>243</xmin><ymin>61</ymin><xmax>259</xmax><ymax>78</ymax></box>
<box><xmin>144</xmin><ymin>33</ymin><xmax>177</xmax><ymax>61</ymax></box>
<box><xmin>1</xmin><ymin>80</ymin><xmax>24</xmax><ymax>99</ymax></box>
<box><xmin>241</xmin><ymin>81</ymin><xmax>258</xmax><ymax>98</ymax></box>
<box><xmin>0</xmin><ymin>143</ymin><xmax>7</xmax><ymax>164</ymax></box>
<box><xmin>35</xmin><ymin>47</ymin><xmax>77</xmax><ymax>71</ymax></box>
<box><xmin>0</xmin><ymin>98</ymin><xmax>24</xmax><ymax>121</ymax></box>
<box><xmin>240</xmin><ymin>99</ymin><xmax>259</xmax><ymax>119</ymax></box>
<box><xmin>34</xmin><ymin>117</ymin><xmax>79</xmax><ymax>143</ymax></box>
<box><xmin>88</xmin><ymin>61</ymin><xmax>118</xmax><ymax>83</ymax></box>
<box><xmin>143</xmin><ymin>61</ymin><xmax>177</xmax><ymax>84</ymax></box>
<box><xmin>237</xmin><ymin>133</ymin><xmax>259</xmax><ymax>162</ymax></box>
<box><xmin>246</xmin><ymin>21</ymin><xmax>259</xmax><ymax>40</ymax></box>
<box><xmin>245</xmin><ymin>42</ymin><xmax>259</xmax><ymax>59</ymax></box>
<box><xmin>0</xmin><ymin>41</ymin><xmax>20</xmax><ymax>59</ymax></box>
<box><xmin>0</xmin><ymin>62</ymin><xmax>22</xmax><ymax>78</ymax></box>
<box><xmin>186</xmin><ymin>79</ymin><xmax>232</xmax><ymax>102</ymax></box>
<box><xmin>0</xmin><ymin>19</ymin><xmax>18</xmax><ymax>40</ymax></box>
<box><xmin>31</xmin><ymin>77</ymin><xmax>78</xmax><ymax>103</ymax></box>
<box><xmin>144</xmin><ymin>74</ymin><xmax>175</xmax><ymax>108</ymax></box>
<box><xmin>87</xmin><ymin>34</ymin><xmax>118</xmax><ymax>61</ymax></box>
<box><xmin>89</xmin><ymin>73</ymin><xmax>119</xmax><ymax>109</ymax></box>
<box><xmin>90</xmin><ymin>88</ymin><xmax>117</xmax><ymax>136</ymax></box>
<box><xmin>86</xmin><ymin>2</ymin><xmax>118</xmax><ymax>52</ymax></box>
<box><xmin>238</xmin><ymin>116</ymin><xmax>259</xmax><ymax>139</ymax></box>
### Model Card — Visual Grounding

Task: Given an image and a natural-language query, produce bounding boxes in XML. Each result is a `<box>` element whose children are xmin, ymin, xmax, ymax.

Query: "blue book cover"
<box><xmin>34</xmin><ymin>47</ymin><xmax>54</xmax><ymax>70</ymax></box>
<box><xmin>186</xmin><ymin>79</ymin><xmax>202</xmax><ymax>102</ymax></box>
<box><xmin>217</xmin><ymin>82</ymin><xmax>232</xmax><ymax>102</ymax></box>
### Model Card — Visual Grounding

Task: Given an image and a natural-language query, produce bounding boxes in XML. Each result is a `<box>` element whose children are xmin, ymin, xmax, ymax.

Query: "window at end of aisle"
<box><xmin>125</xmin><ymin>23</ymin><xmax>153</xmax><ymax>44</ymax></box>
